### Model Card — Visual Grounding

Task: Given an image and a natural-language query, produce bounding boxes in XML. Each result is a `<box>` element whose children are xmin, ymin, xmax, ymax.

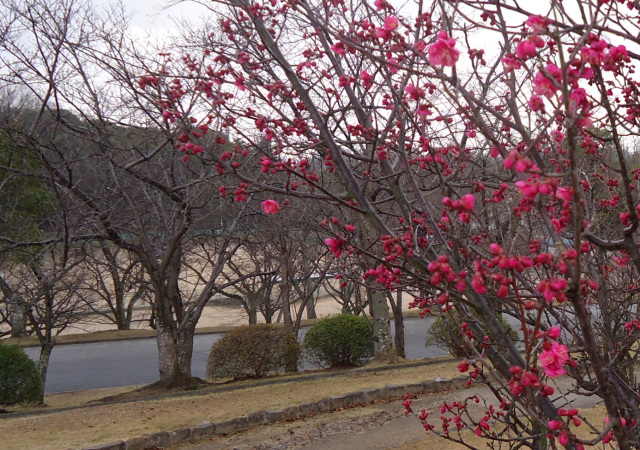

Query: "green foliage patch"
<box><xmin>207</xmin><ymin>324</ymin><xmax>300</xmax><ymax>380</ymax></box>
<box><xmin>0</xmin><ymin>342</ymin><xmax>43</xmax><ymax>409</ymax></box>
<box><xmin>303</xmin><ymin>314</ymin><xmax>374</xmax><ymax>367</ymax></box>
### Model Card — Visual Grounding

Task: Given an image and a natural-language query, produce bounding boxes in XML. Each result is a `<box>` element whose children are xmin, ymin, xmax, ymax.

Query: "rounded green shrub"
<box><xmin>0</xmin><ymin>342</ymin><xmax>43</xmax><ymax>408</ymax></box>
<box><xmin>303</xmin><ymin>314</ymin><xmax>374</xmax><ymax>367</ymax></box>
<box><xmin>207</xmin><ymin>324</ymin><xmax>300</xmax><ymax>380</ymax></box>
<box><xmin>426</xmin><ymin>312</ymin><xmax>519</xmax><ymax>357</ymax></box>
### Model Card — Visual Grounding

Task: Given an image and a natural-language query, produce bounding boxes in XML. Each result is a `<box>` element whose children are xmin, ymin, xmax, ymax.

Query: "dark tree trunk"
<box><xmin>306</xmin><ymin>295</ymin><xmax>317</xmax><ymax>319</ymax></box>
<box><xmin>248</xmin><ymin>303</ymin><xmax>258</xmax><ymax>325</ymax></box>
<box><xmin>156</xmin><ymin>324</ymin><xmax>195</xmax><ymax>387</ymax></box>
<box><xmin>113</xmin><ymin>275</ymin><xmax>129</xmax><ymax>331</ymax></box>
<box><xmin>102</xmin><ymin>245</ymin><xmax>131</xmax><ymax>331</ymax></box>
<box><xmin>177</xmin><ymin>327</ymin><xmax>195</xmax><ymax>380</ymax></box>
<box><xmin>387</xmin><ymin>291</ymin><xmax>405</xmax><ymax>358</ymax></box>
<box><xmin>394</xmin><ymin>313</ymin><xmax>405</xmax><ymax>358</ymax></box>
<box><xmin>37</xmin><ymin>342</ymin><xmax>53</xmax><ymax>404</ymax></box>
<box><xmin>368</xmin><ymin>287</ymin><xmax>395</xmax><ymax>361</ymax></box>
<box><xmin>148</xmin><ymin>303</ymin><xmax>157</xmax><ymax>330</ymax></box>
<box><xmin>0</xmin><ymin>277</ymin><xmax>28</xmax><ymax>338</ymax></box>
<box><xmin>10</xmin><ymin>297</ymin><xmax>28</xmax><ymax>338</ymax></box>
<box><xmin>278</xmin><ymin>236</ymin><xmax>293</xmax><ymax>331</ymax></box>
<box><xmin>151</xmin><ymin>248</ymin><xmax>198</xmax><ymax>388</ymax></box>
<box><xmin>116</xmin><ymin>304</ymin><xmax>131</xmax><ymax>330</ymax></box>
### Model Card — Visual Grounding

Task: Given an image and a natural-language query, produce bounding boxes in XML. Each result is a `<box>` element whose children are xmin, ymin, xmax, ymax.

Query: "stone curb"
<box><xmin>80</xmin><ymin>374</ymin><xmax>470</xmax><ymax>450</ymax></box>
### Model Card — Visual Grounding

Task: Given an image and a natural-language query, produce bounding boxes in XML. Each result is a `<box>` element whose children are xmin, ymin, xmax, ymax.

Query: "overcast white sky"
<box><xmin>116</xmin><ymin>0</ymin><xmax>212</xmax><ymax>37</ymax></box>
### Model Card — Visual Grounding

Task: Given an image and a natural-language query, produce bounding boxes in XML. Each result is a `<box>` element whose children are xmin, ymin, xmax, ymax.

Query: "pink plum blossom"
<box><xmin>574</xmin><ymin>65</ymin><xmax>594</xmax><ymax>80</ymax></box>
<box><xmin>568</xmin><ymin>88</ymin><xmax>590</xmax><ymax>114</ymax></box>
<box><xmin>556</xmin><ymin>187</ymin><xmax>573</xmax><ymax>201</ymax></box>
<box><xmin>417</xmin><ymin>104</ymin><xmax>432</xmax><ymax>116</ymax></box>
<box><xmin>387</xmin><ymin>56</ymin><xmax>399</xmax><ymax>73</ymax></box>
<box><xmin>548</xmin><ymin>420</ymin><xmax>564</xmax><ymax>431</ymax></box>
<box><xmin>361</xmin><ymin>71</ymin><xmax>373</xmax><ymax>89</ymax></box>
<box><xmin>539</xmin><ymin>342</ymin><xmax>570</xmax><ymax>377</ymax></box>
<box><xmin>603</xmin><ymin>45</ymin><xmax>630</xmax><ymax>72</ymax></box>
<box><xmin>405</xmin><ymin>84</ymin><xmax>425</xmax><ymax>100</ymax></box>
<box><xmin>331</xmin><ymin>42</ymin><xmax>346</xmax><ymax>55</ymax></box>
<box><xmin>375</xmin><ymin>28</ymin><xmax>390</xmax><ymax>40</ymax></box>
<box><xmin>546</xmin><ymin>326</ymin><xmax>562</xmax><ymax>340</ymax></box>
<box><xmin>515</xmin><ymin>180</ymin><xmax>539</xmax><ymax>199</ymax></box>
<box><xmin>471</xmin><ymin>274</ymin><xmax>486</xmax><ymax>294</ymax></box>
<box><xmin>525</xmin><ymin>15</ymin><xmax>548</xmax><ymax>33</ymax></box>
<box><xmin>551</xmin><ymin>130</ymin><xmax>565</xmax><ymax>143</ymax></box>
<box><xmin>608</xmin><ymin>45</ymin><xmax>629</xmax><ymax>63</ymax></box>
<box><xmin>514</xmin><ymin>159</ymin><xmax>529</xmax><ymax>173</ymax></box>
<box><xmin>558</xmin><ymin>430</ymin><xmax>570</xmax><ymax>446</ymax></box>
<box><xmin>490</xmin><ymin>243</ymin><xmax>503</xmax><ymax>255</ymax></box>
<box><xmin>516</xmin><ymin>36</ymin><xmax>544</xmax><ymax>59</ymax></box>
<box><xmin>384</xmin><ymin>16</ymin><xmax>399</xmax><ymax>31</ymax></box>
<box><xmin>581</xmin><ymin>37</ymin><xmax>608</xmax><ymax>65</ymax></box>
<box><xmin>460</xmin><ymin>194</ymin><xmax>475</xmax><ymax>211</ymax></box>
<box><xmin>234</xmin><ymin>76</ymin><xmax>246</xmax><ymax>91</ymax></box>
<box><xmin>428</xmin><ymin>31</ymin><xmax>460</xmax><ymax>67</ymax></box>
<box><xmin>533</xmin><ymin>64</ymin><xmax>562</xmax><ymax>98</ymax></box>
<box><xmin>414</xmin><ymin>40</ymin><xmax>427</xmax><ymax>52</ymax></box>
<box><xmin>325</xmin><ymin>237</ymin><xmax>345</xmax><ymax>257</ymax></box>
<box><xmin>261</xmin><ymin>199</ymin><xmax>280</xmax><ymax>214</ymax></box>
<box><xmin>529</xmin><ymin>95</ymin><xmax>545</xmax><ymax>112</ymax></box>
<box><xmin>502</xmin><ymin>54</ymin><xmax>521</xmax><ymax>72</ymax></box>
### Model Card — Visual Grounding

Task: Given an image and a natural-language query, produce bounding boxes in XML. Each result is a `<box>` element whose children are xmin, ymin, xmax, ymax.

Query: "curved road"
<box><xmin>24</xmin><ymin>317</ymin><xmax>447</xmax><ymax>394</ymax></box>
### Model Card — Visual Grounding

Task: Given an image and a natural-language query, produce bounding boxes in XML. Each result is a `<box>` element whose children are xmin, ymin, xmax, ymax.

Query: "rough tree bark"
<box><xmin>278</xmin><ymin>235</ymin><xmax>293</xmax><ymax>331</ymax></box>
<box><xmin>367</xmin><ymin>287</ymin><xmax>395</xmax><ymax>362</ymax></box>
<box><xmin>387</xmin><ymin>291</ymin><xmax>405</xmax><ymax>359</ymax></box>
<box><xmin>0</xmin><ymin>277</ymin><xmax>28</xmax><ymax>338</ymax></box>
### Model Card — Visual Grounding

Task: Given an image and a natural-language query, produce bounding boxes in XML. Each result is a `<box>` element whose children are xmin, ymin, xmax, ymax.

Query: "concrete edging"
<box><xmin>81</xmin><ymin>374</ymin><xmax>470</xmax><ymax>450</ymax></box>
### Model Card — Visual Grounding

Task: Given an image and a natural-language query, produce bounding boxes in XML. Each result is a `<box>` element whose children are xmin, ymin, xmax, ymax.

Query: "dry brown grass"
<box><xmin>0</xmin><ymin>360</ymin><xmax>459</xmax><ymax>450</ymax></box>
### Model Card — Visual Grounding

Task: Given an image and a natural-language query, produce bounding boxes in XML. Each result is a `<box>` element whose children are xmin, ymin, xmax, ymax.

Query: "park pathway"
<box><xmin>174</xmin><ymin>375</ymin><xmax>603</xmax><ymax>450</ymax></box>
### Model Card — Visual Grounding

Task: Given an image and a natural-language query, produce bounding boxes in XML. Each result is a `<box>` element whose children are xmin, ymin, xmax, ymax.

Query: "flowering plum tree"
<box><xmin>135</xmin><ymin>0</ymin><xmax>640</xmax><ymax>445</ymax></box>
<box><xmin>4</xmin><ymin>0</ymin><xmax>640</xmax><ymax>444</ymax></box>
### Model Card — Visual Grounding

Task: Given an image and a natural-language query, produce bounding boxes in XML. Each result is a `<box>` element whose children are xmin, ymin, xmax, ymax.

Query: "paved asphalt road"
<box><xmin>24</xmin><ymin>316</ymin><xmax>448</xmax><ymax>394</ymax></box>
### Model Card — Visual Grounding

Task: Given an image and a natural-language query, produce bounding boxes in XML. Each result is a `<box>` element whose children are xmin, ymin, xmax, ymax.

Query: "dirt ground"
<box><xmin>1</xmin><ymin>357</ymin><xmax>610</xmax><ymax>450</ymax></box>
<box><xmin>0</xmin><ymin>361</ymin><xmax>460</xmax><ymax>450</ymax></box>
<box><xmin>174</xmin><ymin>380</ymin><xmax>607</xmax><ymax>450</ymax></box>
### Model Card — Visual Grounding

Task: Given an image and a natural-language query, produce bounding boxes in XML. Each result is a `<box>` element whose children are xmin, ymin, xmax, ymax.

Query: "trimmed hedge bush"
<box><xmin>0</xmin><ymin>342</ymin><xmax>43</xmax><ymax>408</ymax></box>
<box><xmin>426</xmin><ymin>312</ymin><xmax>519</xmax><ymax>357</ymax></box>
<box><xmin>303</xmin><ymin>314</ymin><xmax>374</xmax><ymax>367</ymax></box>
<box><xmin>207</xmin><ymin>324</ymin><xmax>300</xmax><ymax>380</ymax></box>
